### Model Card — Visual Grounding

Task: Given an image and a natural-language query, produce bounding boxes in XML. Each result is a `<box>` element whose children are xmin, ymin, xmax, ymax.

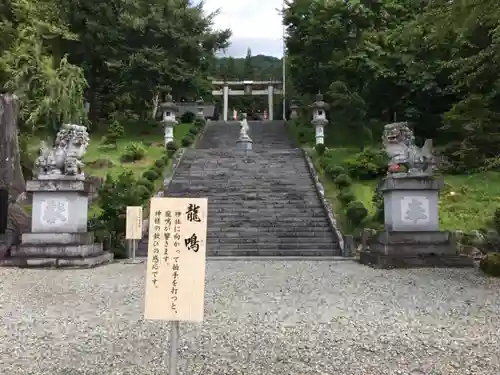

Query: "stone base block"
<box><xmin>21</xmin><ymin>232</ymin><xmax>94</xmax><ymax>245</ymax></box>
<box><xmin>359</xmin><ymin>230</ymin><xmax>474</xmax><ymax>269</ymax></box>
<box><xmin>14</xmin><ymin>242</ymin><xmax>102</xmax><ymax>258</ymax></box>
<box><xmin>0</xmin><ymin>251</ymin><xmax>113</xmax><ymax>268</ymax></box>
<box><xmin>236</xmin><ymin>137</ymin><xmax>253</xmax><ymax>151</ymax></box>
<box><xmin>359</xmin><ymin>250</ymin><xmax>473</xmax><ymax>269</ymax></box>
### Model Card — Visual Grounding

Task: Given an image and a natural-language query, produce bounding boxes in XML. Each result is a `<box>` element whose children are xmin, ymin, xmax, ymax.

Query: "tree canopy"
<box><xmin>0</xmin><ymin>0</ymin><xmax>231</xmax><ymax>131</ymax></box>
<box><xmin>212</xmin><ymin>48</ymin><xmax>282</xmax><ymax>81</ymax></box>
<box><xmin>284</xmin><ymin>0</ymin><xmax>500</xmax><ymax>172</ymax></box>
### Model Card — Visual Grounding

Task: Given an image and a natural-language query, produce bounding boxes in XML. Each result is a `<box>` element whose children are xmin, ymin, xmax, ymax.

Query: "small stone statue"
<box><xmin>382</xmin><ymin>122</ymin><xmax>434</xmax><ymax>176</ymax></box>
<box><xmin>34</xmin><ymin>124</ymin><xmax>90</xmax><ymax>179</ymax></box>
<box><xmin>240</xmin><ymin>114</ymin><xmax>250</xmax><ymax>138</ymax></box>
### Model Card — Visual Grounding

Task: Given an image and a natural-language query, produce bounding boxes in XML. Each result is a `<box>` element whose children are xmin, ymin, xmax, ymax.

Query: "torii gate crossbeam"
<box><xmin>211</xmin><ymin>80</ymin><xmax>282</xmax><ymax>121</ymax></box>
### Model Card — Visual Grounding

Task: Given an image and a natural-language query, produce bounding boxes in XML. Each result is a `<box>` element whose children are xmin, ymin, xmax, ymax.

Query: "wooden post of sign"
<box><xmin>169</xmin><ymin>320</ymin><xmax>180</xmax><ymax>375</ymax></box>
<box><xmin>144</xmin><ymin>197</ymin><xmax>208</xmax><ymax>374</ymax></box>
<box><xmin>125</xmin><ymin>206</ymin><xmax>144</xmax><ymax>264</ymax></box>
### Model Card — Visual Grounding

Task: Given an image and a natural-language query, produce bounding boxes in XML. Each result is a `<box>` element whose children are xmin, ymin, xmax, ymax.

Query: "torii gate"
<box><xmin>211</xmin><ymin>80</ymin><xmax>282</xmax><ymax>121</ymax></box>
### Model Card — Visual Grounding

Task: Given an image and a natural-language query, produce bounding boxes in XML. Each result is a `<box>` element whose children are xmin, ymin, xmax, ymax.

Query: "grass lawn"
<box><xmin>83</xmin><ymin>123</ymin><xmax>191</xmax><ymax>178</ymax></box>
<box><xmin>28</xmin><ymin>123</ymin><xmax>192</xmax><ymax>179</ymax></box>
<box><xmin>313</xmin><ymin>147</ymin><xmax>500</xmax><ymax>233</ymax></box>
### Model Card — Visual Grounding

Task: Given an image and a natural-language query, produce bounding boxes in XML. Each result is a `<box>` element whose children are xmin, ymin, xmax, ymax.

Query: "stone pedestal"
<box><xmin>359</xmin><ymin>231</ymin><xmax>473</xmax><ymax>268</ymax></box>
<box><xmin>312</xmin><ymin>118</ymin><xmax>327</xmax><ymax>145</ymax></box>
<box><xmin>359</xmin><ymin>176</ymin><xmax>473</xmax><ymax>268</ymax></box>
<box><xmin>164</xmin><ymin>122</ymin><xmax>175</xmax><ymax>145</ymax></box>
<box><xmin>382</xmin><ymin>175</ymin><xmax>441</xmax><ymax>231</ymax></box>
<box><xmin>236</xmin><ymin>135</ymin><xmax>253</xmax><ymax>151</ymax></box>
<box><xmin>314</xmin><ymin>123</ymin><xmax>325</xmax><ymax>145</ymax></box>
<box><xmin>3</xmin><ymin>179</ymin><xmax>113</xmax><ymax>268</ymax></box>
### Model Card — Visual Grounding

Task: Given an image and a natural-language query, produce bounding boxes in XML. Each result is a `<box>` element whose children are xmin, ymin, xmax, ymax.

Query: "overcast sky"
<box><xmin>203</xmin><ymin>0</ymin><xmax>285</xmax><ymax>57</ymax></box>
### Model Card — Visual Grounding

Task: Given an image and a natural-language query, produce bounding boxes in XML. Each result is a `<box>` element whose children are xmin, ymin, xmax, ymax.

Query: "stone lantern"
<box><xmin>159</xmin><ymin>93</ymin><xmax>178</xmax><ymax>146</ymax></box>
<box><xmin>290</xmin><ymin>101</ymin><xmax>299</xmax><ymax>120</ymax></box>
<box><xmin>310</xmin><ymin>93</ymin><xmax>329</xmax><ymax>145</ymax></box>
<box><xmin>196</xmin><ymin>98</ymin><xmax>205</xmax><ymax>120</ymax></box>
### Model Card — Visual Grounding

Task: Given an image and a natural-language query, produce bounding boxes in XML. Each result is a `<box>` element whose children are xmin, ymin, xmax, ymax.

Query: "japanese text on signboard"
<box><xmin>144</xmin><ymin>197</ymin><xmax>208</xmax><ymax>322</ymax></box>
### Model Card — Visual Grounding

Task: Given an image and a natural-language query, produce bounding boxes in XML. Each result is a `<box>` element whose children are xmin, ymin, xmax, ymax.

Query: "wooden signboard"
<box><xmin>144</xmin><ymin>197</ymin><xmax>208</xmax><ymax>322</ymax></box>
<box><xmin>126</xmin><ymin>206</ymin><xmax>143</xmax><ymax>240</ymax></box>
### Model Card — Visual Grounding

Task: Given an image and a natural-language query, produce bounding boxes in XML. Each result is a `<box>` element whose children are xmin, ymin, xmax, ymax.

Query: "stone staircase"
<box><xmin>197</xmin><ymin>121</ymin><xmax>295</xmax><ymax>150</ymax></box>
<box><xmin>138</xmin><ymin>121</ymin><xmax>341</xmax><ymax>257</ymax></box>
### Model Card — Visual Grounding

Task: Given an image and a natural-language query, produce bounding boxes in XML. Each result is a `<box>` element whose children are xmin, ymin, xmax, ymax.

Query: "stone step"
<box><xmin>207</xmin><ymin>228</ymin><xmax>333</xmax><ymax>234</ymax></box>
<box><xmin>203</xmin><ymin>198</ymin><xmax>323</xmax><ymax>201</ymax></box>
<box><xmin>171</xmin><ymin>203</ymin><xmax>325</xmax><ymax>209</ymax></box>
<box><xmin>208</xmin><ymin>224</ymin><xmax>331</xmax><ymax>230</ymax></box>
<box><xmin>207</xmin><ymin>235</ymin><xmax>337</xmax><ymax>244</ymax></box>
<box><xmin>178</xmin><ymin>201</ymin><xmax>323</xmax><ymax>206</ymax></box>
<box><xmin>206</xmin><ymin>211</ymin><xmax>327</xmax><ymax>216</ymax></box>
<box><xmin>197</xmin><ymin>121</ymin><xmax>294</xmax><ymax>150</ymax></box>
<box><xmin>166</xmin><ymin>189</ymin><xmax>318</xmax><ymax>194</ymax></box>
<box><xmin>207</xmin><ymin>217</ymin><xmax>330</xmax><ymax>222</ymax></box>
<box><xmin>208</xmin><ymin>237</ymin><xmax>335</xmax><ymax>243</ymax></box>
<box><xmin>207</xmin><ymin>217</ymin><xmax>329</xmax><ymax>223</ymax></box>
<box><xmin>136</xmin><ymin>249</ymin><xmax>339</xmax><ymax>257</ymax></box>
<box><xmin>207</xmin><ymin>248</ymin><xmax>338</xmax><ymax>256</ymax></box>
<box><xmin>207</xmin><ymin>238</ymin><xmax>335</xmax><ymax>244</ymax></box>
<box><xmin>169</xmin><ymin>176</ymin><xmax>314</xmax><ymax>181</ymax></box>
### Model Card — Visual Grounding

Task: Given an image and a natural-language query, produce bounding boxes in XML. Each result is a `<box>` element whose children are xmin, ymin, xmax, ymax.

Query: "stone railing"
<box><xmin>157</xmin><ymin>147</ymin><xmax>186</xmax><ymax>198</ymax></box>
<box><xmin>301</xmin><ymin>148</ymin><xmax>346</xmax><ymax>254</ymax></box>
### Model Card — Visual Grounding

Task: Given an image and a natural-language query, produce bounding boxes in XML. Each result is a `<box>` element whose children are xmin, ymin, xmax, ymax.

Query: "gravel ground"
<box><xmin>1</xmin><ymin>260</ymin><xmax>500</xmax><ymax>375</ymax></box>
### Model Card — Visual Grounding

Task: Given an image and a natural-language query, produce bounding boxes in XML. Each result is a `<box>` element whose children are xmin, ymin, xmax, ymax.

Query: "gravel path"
<box><xmin>1</xmin><ymin>260</ymin><xmax>500</xmax><ymax>375</ymax></box>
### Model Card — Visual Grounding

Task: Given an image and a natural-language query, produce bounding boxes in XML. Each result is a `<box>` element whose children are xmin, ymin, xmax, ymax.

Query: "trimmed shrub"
<box><xmin>334</xmin><ymin>174</ymin><xmax>352</xmax><ymax>189</ymax></box>
<box><xmin>142</xmin><ymin>169</ymin><xmax>159</xmax><ymax>182</ymax></box>
<box><xmin>102</xmin><ymin>120</ymin><xmax>125</xmax><ymax>145</ymax></box>
<box><xmin>166</xmin><ymin>142</ymin><xmax>178</xmax><ymax>157</ymax></box>
<box><xmin>153</xmin><ymin>165</ymin><xmax>164</xmax><ymax>176</ymax></box>
<box><xmin>325</xmin><ymin>164</ymin><xmax>345</xmax><ymax>180</ymax></box>
<box><xmin>344</xmin><ymin>147</ymin><xmax>388</xmax><ymax>180</ymax></box>
<box><xmin>154</xmin><ymin>158</ymin><xmax>166</xmax><ymax>168</ymax></box>
<box><xmin>337</xmin><ymin>189</ymin><xmax>356</xmax><ymax>206</ymax></box>
<box><xmin>188</xmin><ymin>127</ymin><xmax>199</xmax><ymax>136</ymax></box>
<box><xmin>137</xmin><ymin>177</ymin><xmax>154</xmax><ymax>193</ymax></box>
<box><xmin>346</xmin><ymin>201</ymin><xmax>368</xmax><ymax>227</ymax></box>
<box><xmin>480</xmin><ymin>252</ymin><xmax>500</xmax><ymax>277</ymax></box>
<box><xmin>181</xmin><ymin>136</ymin><xmax>193</xmax><ymax>147</ymax></box>
<box><xmin>180</xmin><ymin>111</ymin><xmax>195</xmax><ymax>123</ymax></box>
<box><xmin>120</xmin><ymin>142</ymin><xmax>145</xmax><ymax>162</ymax></box>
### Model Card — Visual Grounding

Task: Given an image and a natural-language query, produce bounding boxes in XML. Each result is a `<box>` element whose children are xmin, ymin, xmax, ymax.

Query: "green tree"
<box><xmin>0</xmin><ymin>0</ymin><xmax>87</xmax><ymax>132</ymax></box>
<box><xmin>283</xmin><ymin>0</ymin><xmax>500</xmax><ymax>169</ymax></box>
<box><xmin>242</xmin><ymin>48</ymin><xmax>253</xmax><ymax>79</ymax></box>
